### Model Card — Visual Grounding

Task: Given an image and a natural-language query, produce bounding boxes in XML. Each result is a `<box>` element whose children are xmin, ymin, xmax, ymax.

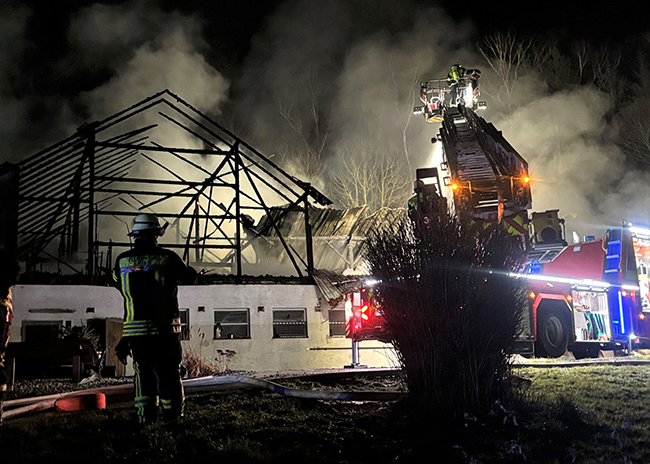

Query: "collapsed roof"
<box><xmin>14</xmin><ymin>90</ymin><xmax>332</xmax><ymax>281</ymax></box>
<box><xmin>254</xmin><ymin>205</ymin><xmax>406</xmax><ymax>273</ymax></box>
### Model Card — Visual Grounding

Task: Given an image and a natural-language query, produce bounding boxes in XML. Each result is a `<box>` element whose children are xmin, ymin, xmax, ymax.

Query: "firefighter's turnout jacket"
<box><xmin>112</xmin><ymin>241</ymin><xmax>197</xmax><ymax>337</ymax></box>
<box><xmin>113</xmin><ymin>239</ymin><xmax>196</xmax><ymax>423</ymax></box>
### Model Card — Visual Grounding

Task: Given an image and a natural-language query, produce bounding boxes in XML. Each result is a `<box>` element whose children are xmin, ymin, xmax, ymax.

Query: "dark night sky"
<box><xmin>18</xmin><ymin>0</ymin><xmax>650</xmax><ymax>76</ymax></box>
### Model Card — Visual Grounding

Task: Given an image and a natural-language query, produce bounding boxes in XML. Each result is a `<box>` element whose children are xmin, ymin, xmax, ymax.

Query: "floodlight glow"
<box><xmin>464</xmin><ymin>87</ymin><xmax>473</xmax><ymax>106</ymax></box>
<box><xmin>509</xmin><ymin>272</ymin><xmax>611</xmax><ymax>289</ymax></box>
<box><xmin>630</xmin><ymin>226</ymin><xmax>650</xmax><ymax>238</ymax></box>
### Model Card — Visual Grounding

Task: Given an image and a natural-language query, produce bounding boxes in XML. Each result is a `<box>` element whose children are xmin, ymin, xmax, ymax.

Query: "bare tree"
<box><xmin>617</xmin><ymin>98</ymin><xmax>650</xmax><ymax>169</ymax></box>
<box><xmin>591</xmin><ymin>45</ymin><xmax>623</xmax><ymax>105</ymax></box>
<box><xmin>330</xmin><ymin>138</ymin><xmax>411</xmax><ymax>212</ymax></box>
<box><xmin>478</xmin><ymin>31</ymin><xmax>533</xmax><ymax>117</ymax></box>
<box><xmin>274</xmin><ymin>139</ymin><xmax>325</xmax><ymax>182</ymax></box>
<box><xmin>273</xmin><ymin>65</ymin><xmax>332</xmax><ymax>172</ymax></box>
<box><xmin>574</xmin><ymin>40</ymin><xmax>591</xmax><ymax>86</ymax></box>
<box><xmin>535</xmin><ymin>40</ymin><xmax>577</xmax><ymax>92</ymax></box>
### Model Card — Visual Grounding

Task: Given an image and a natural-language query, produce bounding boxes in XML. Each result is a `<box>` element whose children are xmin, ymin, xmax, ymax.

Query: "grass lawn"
<box><xmin>2</xmin><ymin>366</ymin><xmax>650</xmax><ymax>463</ymax></box>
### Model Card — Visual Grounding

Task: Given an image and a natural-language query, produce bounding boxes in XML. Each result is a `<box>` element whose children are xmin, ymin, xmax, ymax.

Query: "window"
<box><xmin>179</xmin><ymin>309</ymin><xmax>190</xmax><ymax>341</ymax></box>
<box><xmin>273</xmin><ymin>309</ymin><xmax>307</xmax><ymax>338</ymax></box>
<box><xmin>329</xmin><ymin>307</ymin><xmax>347</xmax><ymax>337</ymax></box>
<box><xmin>214</xmin><ymin>309</ymin><xmax>250</xmax><ymax>339</ymax></box>
<box><xmin>22</xmin><ymin>321</ymin><xmax>63</xmax><ymax>343</ymax></box>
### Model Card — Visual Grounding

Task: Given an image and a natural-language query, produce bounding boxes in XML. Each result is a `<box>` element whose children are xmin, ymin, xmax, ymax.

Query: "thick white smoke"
<box><xmin>240</xmin><ymin>0</ymin><xmax>650</xmax><ymax>235</ymax></box>
<box><xmin>236</xmin><ymin>0</ymin><xmax>484</xmax><ymax>206</ymax></box>
<box><xmin>497</xmin><ymin>87</ymin><xmax>650</xmax><ymax>237</ymax></box>
<box><xmin>4</xmin><ymin>0</ymin><xmax>650</xmax><ymax>241</ymax></box>
<box><xmin>72</xmin><ymin>2</ymin><xmax>229</xmax><ymax>125</ymax></box>
<box><xmin>0</xmin><ymin>1</ymin><xmax>229</xmax><ymax>164</ymax></box>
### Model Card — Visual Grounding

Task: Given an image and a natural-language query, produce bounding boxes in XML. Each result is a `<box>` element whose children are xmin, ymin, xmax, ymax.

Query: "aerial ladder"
<box><xmin>413</xmin><ymin>76</ymin><xmax>533</xmax><ymax>239</ymax></box>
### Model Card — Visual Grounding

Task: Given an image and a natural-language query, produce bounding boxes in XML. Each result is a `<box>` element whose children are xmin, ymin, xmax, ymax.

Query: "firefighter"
<box><xmin>0</xmin><ymin>248</ymin><xmax>19</xmax><ymax>425</ymax></box>
<box><xmin>408</xmin><ymin>179</ymin><xmax>441</xmax><ymax>218</ymax></box>
<box><xmin>447</xmin><ymin>63</ymin><xmax>481</xmax><ymax>107</ymax></box>
<box><xmin>112</xmin><ymin>213</ymin><xmax>197</xmax><ymax>424</ymax></box>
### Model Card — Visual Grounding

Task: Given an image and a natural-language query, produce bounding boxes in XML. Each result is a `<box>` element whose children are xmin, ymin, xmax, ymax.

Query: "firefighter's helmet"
<box><xmin>128</xmin><ymin>213</ymin><xmax>166</xmax><ymax>237</ymax></box>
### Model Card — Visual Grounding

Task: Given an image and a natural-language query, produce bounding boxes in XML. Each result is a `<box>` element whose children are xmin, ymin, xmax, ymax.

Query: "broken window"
<box><xmin>179</xmin><ymin>309</ymin><xmax>190</xmax><ymax>341</ymax></box>
<box><xmin>273</xmin><ymin>309</ymin><xmax>307</xmax><ymax>338</ymax></box>
<box><xmin>214</xmin><ymin>309</ymin><xmax>250</xmax><ymax>339</ymax></box>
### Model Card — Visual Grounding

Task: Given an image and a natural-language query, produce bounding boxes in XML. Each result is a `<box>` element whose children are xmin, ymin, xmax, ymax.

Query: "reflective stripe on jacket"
<box><xmin>113</xmin><ymin>242</ymin><xmax>196</xmax><ymax>337</ymax></box>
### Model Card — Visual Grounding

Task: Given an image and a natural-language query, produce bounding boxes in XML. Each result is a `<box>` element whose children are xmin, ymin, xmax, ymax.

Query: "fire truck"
<box><xmin>345</xmin><ymin>74</ymin><xmax>650</xmax><ymax>359</ymax></box>
<box><xmin>522</xmin><ymin>219</ymin><xmax>650</xmax><ymax>358</ymax></box>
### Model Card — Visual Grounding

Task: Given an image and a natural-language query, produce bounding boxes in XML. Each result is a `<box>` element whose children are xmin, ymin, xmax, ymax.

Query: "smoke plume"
<box><xmin>497</xmin><ymin>87</ymin><xmax>650</xmax><ymax>237</ymax></box>
<box><xmin>3</xmin><ymin>0</ymin><xmax>650</xmax><ymax>239</ymax></box>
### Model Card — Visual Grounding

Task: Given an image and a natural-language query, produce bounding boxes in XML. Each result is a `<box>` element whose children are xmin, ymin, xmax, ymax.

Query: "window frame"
<box><xmin>213</xmin><ymin>308</ymin><xmax>251</xmax><ymax>340</ymax></box>
<box><xmin>272</xmin><ymin>308</ymin><xmax>308</xmax><ymax>339</ymax></box>
<box><xmin>179</xmin><ymin>308</ymin><xmax>190</xmax><ymax>341</ymax></box>
<box><xmin>328</xmin><ymin>306</ymin><xmax>347</xmax><ymax>337</ymax></box>
<box><xmin>22</xmin><ymin>320</ymin><xmax>63</xmax><ymax>343</ymax></box>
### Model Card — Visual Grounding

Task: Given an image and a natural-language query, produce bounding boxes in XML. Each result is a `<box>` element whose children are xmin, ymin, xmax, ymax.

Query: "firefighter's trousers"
<box><xmin>129</xmin><ymin>334</ymin><xmax>184</xmax><ymax>423</ymax></box>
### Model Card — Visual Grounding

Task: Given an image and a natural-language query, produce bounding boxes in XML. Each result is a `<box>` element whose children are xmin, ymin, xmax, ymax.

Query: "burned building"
<box><xmin>6</xmin><ymin>90</ymin><xmax>395</xmax><ymax>376</ymax></box>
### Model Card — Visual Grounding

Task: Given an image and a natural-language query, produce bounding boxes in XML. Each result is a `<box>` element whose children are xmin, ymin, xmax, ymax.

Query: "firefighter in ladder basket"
<box><xmin>447</xmin><ymin>63</ymin><xmax>481</xmax><ymax>108</ymax></box>
<box><xmin>112</xmin><ymin>214</ymin><xmax>197</xmax><ymax>424</ymax></box>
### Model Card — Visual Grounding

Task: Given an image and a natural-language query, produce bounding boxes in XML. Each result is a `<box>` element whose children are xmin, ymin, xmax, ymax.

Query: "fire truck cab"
<box><xmin>525</xmin><ymin>222</ymin><xmax>650</xmax><ymax>358</ymax></box>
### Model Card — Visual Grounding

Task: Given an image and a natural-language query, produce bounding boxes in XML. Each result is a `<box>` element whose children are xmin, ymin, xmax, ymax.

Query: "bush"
<box><xmin>182</xmin><ymin>347</ymin><xmax>236</xmax><ymax>378</ymax></box>
<box><xmin>365</xmin><ymin>212</ymin><xmax>527</xmax><ymax>417</ymax></box>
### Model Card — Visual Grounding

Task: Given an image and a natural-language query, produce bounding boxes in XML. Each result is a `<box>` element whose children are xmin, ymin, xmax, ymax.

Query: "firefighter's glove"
<box><xmin>115</xmin><ymin>337</ymin><xmax>131</xmax><ymax>365</ymax></box>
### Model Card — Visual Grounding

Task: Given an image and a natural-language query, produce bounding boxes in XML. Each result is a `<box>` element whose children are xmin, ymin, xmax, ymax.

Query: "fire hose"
<box><xmin>2</xmin><ymin>375</ymin><xmax>407</xmax><ymax>422</ymax></box>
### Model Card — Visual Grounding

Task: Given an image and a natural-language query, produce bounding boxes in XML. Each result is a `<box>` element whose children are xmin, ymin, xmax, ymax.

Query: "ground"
<box><xmin>3</xmin><ymin>364</ymin><xmax>650</xmax><ymax>463</ymax></box>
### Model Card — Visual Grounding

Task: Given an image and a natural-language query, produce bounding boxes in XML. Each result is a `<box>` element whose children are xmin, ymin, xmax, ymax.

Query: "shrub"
<box><xmin>365</xmin><ymin>211</ymin><xmax>527</xmax><ymax>416</ymax></box>
<box><xmin>182</xmin><ymin>348</ymin><xmax>236</xmax><ymax>378</ymax></box>
<box><xmin>183</xmin><ymin>347</ymin><xmax>218</xmax><ymax>378</ymax></box>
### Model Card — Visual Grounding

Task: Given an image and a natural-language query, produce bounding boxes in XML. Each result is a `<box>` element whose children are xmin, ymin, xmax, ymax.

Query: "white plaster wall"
<box><xmin>12</xmin><ymin>284</ymin><xmax>398</xmax><ymax>372</ymax></box>
<box><xmin>12</xmin><ymin>285</ymin><xmax>124</xmax><ymax>336</ymax></box>
<box><xmin>178</xmin><ymin>285</ymin><xmax>397</xmax><ymax>371</ymax></box>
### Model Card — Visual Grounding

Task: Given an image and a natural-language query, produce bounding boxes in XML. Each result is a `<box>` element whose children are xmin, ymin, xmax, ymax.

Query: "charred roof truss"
<box><xmin>17</xmin><ymin>89</ymin><xmax>331</xmax><ymax>281</ymax></box>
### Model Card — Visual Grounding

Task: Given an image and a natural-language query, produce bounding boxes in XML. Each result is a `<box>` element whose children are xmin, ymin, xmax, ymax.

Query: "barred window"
<box><xmin>329</xmin><ymin>307</ymin><xmax>347</xmax><ymax>337</ymax></box>
<box><xmin>273</xmin><ymin>309</ymin><xmax>307</xmax><ymax>338</ymax></box>
<box><xmin>179</xmin><ymin>309</ymin><xmax>190</xmax><ymax>341</ymax></box>
<box><xmin>214</xmin><ymin>309</ymin><xmax>250</xmax><ymax>339</ymax></box>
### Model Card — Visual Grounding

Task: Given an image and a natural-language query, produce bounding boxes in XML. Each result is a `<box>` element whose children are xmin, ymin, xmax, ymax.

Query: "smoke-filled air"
<box><xmin>2</xmin><ymin>0</ymin><xmax>650</xmax><ymax>237</ymax></box>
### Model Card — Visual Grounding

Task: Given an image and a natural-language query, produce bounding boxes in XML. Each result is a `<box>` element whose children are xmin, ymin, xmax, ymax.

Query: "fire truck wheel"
<box><xmin>535</xmin><ymin>306</ymin><xmax>570</xmax><ymax>358</ymax></box>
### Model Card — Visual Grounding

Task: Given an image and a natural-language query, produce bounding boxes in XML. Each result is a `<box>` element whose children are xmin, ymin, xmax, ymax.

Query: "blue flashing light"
<box><xmin>527</xmin><ymin>263</ymin><xmax>542</xmax><ymax>274</ymax></box>
<box><xmin>618</xmin><ymin>290</ymin><xmax>626</xmax><ymax>334</ymax></box>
